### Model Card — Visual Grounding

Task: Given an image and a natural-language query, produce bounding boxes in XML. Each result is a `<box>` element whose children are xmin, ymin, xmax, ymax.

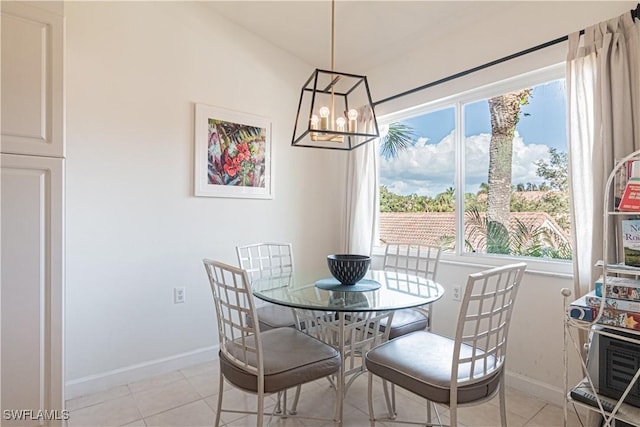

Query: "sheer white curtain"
<box><xmin>343</xmin><ymin>106</ymin><xmax>379</xmax><ymax>255</ymax></box>
<box><xmin>567</xmin><ymin>12</ymin><xmax>640</xmax><ymax>301</ymax></box>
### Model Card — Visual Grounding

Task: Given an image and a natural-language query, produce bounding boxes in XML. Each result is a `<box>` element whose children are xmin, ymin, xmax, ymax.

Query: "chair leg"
<box><xmin>391</xmin><ymin>383</ymin><xmax>397</xmax><ymax>416</ymax></box>
<box><xmin>215</xmin><ymin>373</ymin><xmax>224</xmax><ymax>426</ymax></box>
<box><xmin>281</xmin><ymin>389</ymin><xmax>288</xmax><ymax>418</ymax></box>
<box><xmin>274</xmin><ymin>391</ymin><xmax>282</xmax><ymax>414</ymax></box>
<box><xmin>499</xmin><ymin>378</ymin><xmax>507</xmax><ymax>427</ymax></box>
<box><xmin>450</xmin><ymin>401</ymin><xmax>457</xmax><ymax>427</ymax></box>
<box><xmin>381</xmin><ymin>380</ymin><xmax>395</xmax><ymax>419</ymax></box>
<box><xmin>336</xmin><ymin>374</ymin><xmax>343</xmax><ymax>427</ymax></box>
<box><xmin>257</xmin><ymin>390</ymin><xmax>264</xmax><ymax>427</ymax></box>
<box><xmin>289</xmin><ymin>385</ymin><xmax>302</xmax><ymax>415</ymax></box>
<box><xmin>367</xmin><ymin>372</ymin><xmax>376</xmax><ymax>427</ymax></box>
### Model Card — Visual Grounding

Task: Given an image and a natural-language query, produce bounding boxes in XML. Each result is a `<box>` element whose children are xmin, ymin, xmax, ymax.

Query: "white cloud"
<box><xmin>379</xmin><ymin>130</ymin><xmax>552</xmax><ymax>196</ymax></box>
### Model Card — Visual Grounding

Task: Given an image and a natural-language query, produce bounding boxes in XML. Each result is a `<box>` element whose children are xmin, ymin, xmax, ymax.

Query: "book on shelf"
<box><xmin>595</xmin><ymin>276</ymin><xmax>640</xmax><ymax>301</ymax></box>
<box><xmin>586</xmin><ymin>291</ymin><xmax>640</xmax><ymax>313</ymax></box>
<box><xmin>618</xmin><ymin>178</ymin><xmax>640</xmax><ymax>211</ymax></box>
<box><xmin>622</xmin><ymin>220</ymin><xmax>640</xmax><ymax>267</ymax></box>
<box><xmin>569</xmin><ymin>292</ymin><xmax>640</xmax><ymax>331</ymax></box>
<box><xmin>616</xmin><ymin>159</ymin><xmax>640</xmax><ymax>210</ymax></box>
<box><xmin>613</xmin><ymin>160</ymin><xmax>633</xmax><ymax>208</ymax></box>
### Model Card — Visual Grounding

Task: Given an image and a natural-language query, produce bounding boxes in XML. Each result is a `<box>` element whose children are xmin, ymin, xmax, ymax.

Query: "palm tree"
<box><xmin>486</xmin><ymin>89</ymin><xmax>531</xmax><ymax>253</ymax></box>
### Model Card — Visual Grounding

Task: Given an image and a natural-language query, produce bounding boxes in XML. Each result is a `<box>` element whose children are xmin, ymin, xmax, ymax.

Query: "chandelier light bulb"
<box><xmin>319</xmin><ymin>106</ymin><xmax>330</xmax><ymax>130</ymax></box>
<box><xmin>310</xmin><ymin>115</ymin><xmax>319</xmax><ymax>130</ymax></box>
<box><xmin>336</xmin><ymin>117</ymin><xmax>346</xmax><ymax>132</ymax></box>
<box><xmin>347</xmin><ymin>109</ymin><xmax>358</xmax><ymax>132</ymax></box>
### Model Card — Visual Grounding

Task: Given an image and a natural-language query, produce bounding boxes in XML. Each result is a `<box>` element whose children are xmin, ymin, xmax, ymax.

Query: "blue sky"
<box><xmin>379</xmin><ymin>79</ymin><xmax>567</xmax><ymax>197</ymax></box>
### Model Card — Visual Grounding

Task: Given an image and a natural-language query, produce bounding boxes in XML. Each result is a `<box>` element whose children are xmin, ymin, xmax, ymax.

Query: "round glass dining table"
<box><xmin>252</xmin><ymin>269</ymin><xmax>444</xmax><ymax>312</ymax></box>
<box><xmin>251</xmin><ymin>269</ymin><xmax>444</xmax><ymax>424</ymax></box>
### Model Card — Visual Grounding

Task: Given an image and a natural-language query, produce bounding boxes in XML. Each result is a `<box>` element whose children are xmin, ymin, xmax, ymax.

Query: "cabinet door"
<box><xmin>1</xmin><ymin>154</ymin><xmax>65</xmax><ymax>426</ymax></box>
<box><xmin>1</xmin><ymin>2</ymin><xmax>64</xmax><ymax>157</ymax></box>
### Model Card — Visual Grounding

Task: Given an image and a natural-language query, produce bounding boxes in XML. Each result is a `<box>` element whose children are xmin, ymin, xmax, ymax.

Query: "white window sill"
<box><xmin>371</xmin><ymin>245</ymin><xmax>573</xmax><ymax>279</ymax></box>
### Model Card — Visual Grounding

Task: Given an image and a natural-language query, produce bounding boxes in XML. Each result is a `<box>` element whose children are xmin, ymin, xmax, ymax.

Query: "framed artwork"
<box><xmin>194</xmin><ymin>103</ymin><xmax>273</xmax><ymax>199</ymax></box>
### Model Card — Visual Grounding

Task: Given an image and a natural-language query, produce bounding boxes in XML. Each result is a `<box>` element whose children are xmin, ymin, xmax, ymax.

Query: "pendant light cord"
<box><xmin>330</xmin><ymin>0</ymin><xmax>336</xmax><ymax>123</ymax></box>
<box><xmin>330</xmin><ymin>0</ymin><xmax>335</xmax><ymax>72</ymax></box>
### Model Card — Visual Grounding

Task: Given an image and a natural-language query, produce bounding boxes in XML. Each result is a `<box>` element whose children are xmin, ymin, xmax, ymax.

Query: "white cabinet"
<box><xmin>1</xmin><ymin>154</ymin><xmax>65</xmax><ymax>426</ymax></box>
<box><xmin>1</xmin><ymin>2</ymin><xmax>65</xmax><ymax>425</ymax></box>
<box><xmin>1</xmin><ymin>1</ymin><xmax>65</xmax><ymax>158</ymax></box>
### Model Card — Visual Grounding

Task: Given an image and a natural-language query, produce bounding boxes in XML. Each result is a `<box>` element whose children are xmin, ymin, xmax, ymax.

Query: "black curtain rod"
<box><xmin>373</xmin><ymin>4</ymin><xmax>639</xmax><ymax>108</ymax></box>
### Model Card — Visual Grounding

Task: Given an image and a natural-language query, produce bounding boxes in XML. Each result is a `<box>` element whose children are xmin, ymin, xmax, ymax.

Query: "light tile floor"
<box><xmin>65</xmin><ymin>360</ymin><xmax>587</xmax><ymax>426</ymax></box>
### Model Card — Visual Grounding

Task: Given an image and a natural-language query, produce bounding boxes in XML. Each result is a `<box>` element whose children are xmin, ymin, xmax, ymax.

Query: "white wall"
<box><xmin>367</xmin><ymin>0</ymin><xmax>637</xmax><ymax>405</ymax></box>
<box><xmin>369</xmin><ymin>1</ymin><xmax>638</xmax><ymax>115</ymax></box>
<box><xmin>64</xmin><ymin>0</ymin><xmax>637</xmax><ymax>403</ymax></box>
<box><xmin>64</xmin><ymin>1</ymin><xmax>347</xmax><ymax>397</ymax></box>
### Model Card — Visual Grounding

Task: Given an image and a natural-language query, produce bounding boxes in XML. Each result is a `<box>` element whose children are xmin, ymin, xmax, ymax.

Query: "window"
<box><xmin>378</xmin><ymin>64</ymin><xmax>571</xmax><ymax>264</ymax></box>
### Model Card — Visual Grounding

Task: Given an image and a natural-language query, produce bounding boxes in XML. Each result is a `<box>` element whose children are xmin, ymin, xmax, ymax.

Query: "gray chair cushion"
<box><xmin>249</xmin><ymin>304</ymin><xmax>296</xmax><ymax>331</ymax></box>
<box><xmin>220</xmin><ymin>327</ymin><xmax>341</xmax><ymax>393</ymax></box>
<box><xmin>380</xmin><ymin>308</ymin><xmax>429</xmax><ymax>340</ymax></box>
<box><xmin>365</xmin><ymin>331</ymin><xmax>501</xmax><ymax>404</ymax></box>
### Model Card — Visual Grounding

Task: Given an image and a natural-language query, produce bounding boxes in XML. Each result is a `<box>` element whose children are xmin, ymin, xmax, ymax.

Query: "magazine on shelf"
<box><xmin>595</xmin><ymin>259</ymin><xmax>640</xmax><ymax>272</ymax></box>
<box><xmin>569</xmin><ymin>292</ymin><xmax>640</xmax><ymax>331</ymax></box>
<box><xmin>595</xmin><ymin>276</ymin><xmax>640</xmax><ymax>301</ymax></box>
<box><xmin>622</xmin><ymin>219</ymin><xmax>640</xmax><ymax>267</ymax></box>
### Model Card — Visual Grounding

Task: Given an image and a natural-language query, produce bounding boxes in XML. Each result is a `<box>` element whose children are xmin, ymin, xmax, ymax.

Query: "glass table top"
<box><xmin>252</xmin><ymin>269</ymin><xmax>444</xmax><ymax>312</ymax></box>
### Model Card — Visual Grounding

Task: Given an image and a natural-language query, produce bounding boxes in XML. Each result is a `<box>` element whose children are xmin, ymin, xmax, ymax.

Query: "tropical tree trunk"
<box><xmin>486</xmin><ymin>89</ymin><xmax>531</xmax><ymax>253</ymax></box>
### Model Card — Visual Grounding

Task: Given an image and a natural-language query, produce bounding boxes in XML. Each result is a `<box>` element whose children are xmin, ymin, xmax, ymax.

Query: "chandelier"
<box><xmin>291</xmin><ymin>0</ymin><xmax>379</xmax><ymax>151</ymax></box>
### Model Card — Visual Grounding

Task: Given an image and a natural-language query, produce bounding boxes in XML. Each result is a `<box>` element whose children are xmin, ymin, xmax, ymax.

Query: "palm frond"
<box><xmin>380</xmin><ymin>123</ymin><xmax>415</xmax><ymax>158</ymax></box>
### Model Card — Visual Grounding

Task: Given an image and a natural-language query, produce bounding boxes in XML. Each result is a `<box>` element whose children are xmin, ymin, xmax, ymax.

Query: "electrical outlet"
<box><xmin>452</xmin><ymin>285</ymin><xmax>461</xmax><ymax>302</ymax></box>
<box><xmin>174</xmin><ymin>287</ymin><xmax>186</xmax><ymax>304</ymax></box>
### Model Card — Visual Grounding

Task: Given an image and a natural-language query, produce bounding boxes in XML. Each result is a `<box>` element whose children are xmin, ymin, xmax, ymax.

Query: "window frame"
<box><xmin>375</xmin><ymin>62</ymin><xmax>572</xmax><ymax>277</ymax></box>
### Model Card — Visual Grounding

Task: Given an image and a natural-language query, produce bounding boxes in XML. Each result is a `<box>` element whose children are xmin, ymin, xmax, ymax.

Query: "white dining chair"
<box><xmin>202</xmin><ymin>259</ymin><xmax>342</xmax><ymax>426</ymax></box>
<box><xmin>236</xmin><ymin>242</ymin><xmax>301</xmax><ymax>414</ymax></box>
<box><xmin>380</xmin><ymin>242</ymin><xmax>442</xmax><ymax>414</ymax></box>
<box><xmin>366</xmin><ymin>262</ymin><xmax>526</xmax><ymax>426</ymax></box>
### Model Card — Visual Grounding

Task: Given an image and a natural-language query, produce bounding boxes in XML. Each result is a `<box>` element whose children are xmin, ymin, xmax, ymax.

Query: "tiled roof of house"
<box><xmin>379</xmin><ymin>211</ymin><xmax>569</xmax><ymax>248</ymax></box>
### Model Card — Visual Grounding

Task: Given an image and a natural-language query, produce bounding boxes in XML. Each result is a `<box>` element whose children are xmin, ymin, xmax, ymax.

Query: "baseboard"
<box><xmin>65</xmin><ymin>348</ymin><xmax>565</xmax><ymax>408</ymax></box>
<box><xmin>64</xmin><ymin>345</ymin><xmax>218</xmax><ymax>400</ymax></box>
<box><xmin>505</xmin><ymin>370</ymin><xmax>565</xmax><ymax>406</ymax></box>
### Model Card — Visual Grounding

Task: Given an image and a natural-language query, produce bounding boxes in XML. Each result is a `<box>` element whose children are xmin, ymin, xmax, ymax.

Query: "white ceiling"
<box><xmin>204</xmin><ymin>1</ymin><xmax>519</xmax><ymax>72</ymax></box>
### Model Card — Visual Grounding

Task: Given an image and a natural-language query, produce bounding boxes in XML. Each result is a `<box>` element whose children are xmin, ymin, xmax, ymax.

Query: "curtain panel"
<box><xmin>567</xmin><ymin>12</ymin><xmax>640</xmax><ymax>303</ymax></box>
<box><xmin>344</xmin><ymin>106</ymin><xmax>379</xmax><ymax>256</ymax></box>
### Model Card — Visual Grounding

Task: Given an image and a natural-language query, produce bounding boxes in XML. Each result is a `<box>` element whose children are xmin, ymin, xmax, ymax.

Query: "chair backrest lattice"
<box><xmin>236</xmin><ymin>243</ymin><xmax>294</xmax><ymax>281</ymax></box>
<box><xmin>203</xmin><ymin>259</ymin><xmax>263</xmax><ymax>376</ymax></box>
<box><xmin>383</xmin><ymin>243</ymin><xmax>441</xmax><ymax>281</ymax></box>
<box><xmin>452</xmin><ymin>262</ymin><xmax>526</xmax><ymax>387</ymax></box>
<box><xmin>382</xmin><ymin>243</ymin><xmax>442</xmax><ymax>324</ymax></box>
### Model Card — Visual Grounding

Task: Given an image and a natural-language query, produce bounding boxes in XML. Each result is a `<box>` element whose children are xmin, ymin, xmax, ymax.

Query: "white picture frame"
<box><xmin>194</xmin><ymin>103</ymin><xmax>273</xmax><ymax>199</ymax></box>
